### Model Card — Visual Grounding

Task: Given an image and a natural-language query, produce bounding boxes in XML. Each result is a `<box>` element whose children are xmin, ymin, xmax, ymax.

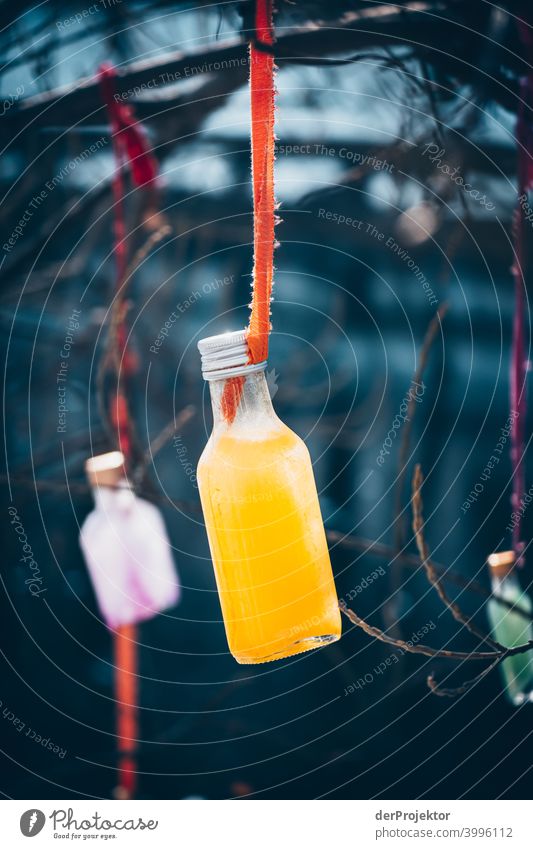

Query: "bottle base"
<box><xmin>509</xmin><ymin>691</ymin><xmax>533</xmax><ymax>706</ymax></box>
<box><xmin>233</xmin><ymin>633</ymin><xmax>340</xmax><ymax>665</ymax></box>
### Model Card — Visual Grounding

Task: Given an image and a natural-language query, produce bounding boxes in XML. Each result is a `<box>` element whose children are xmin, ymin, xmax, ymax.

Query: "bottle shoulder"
<box><xmin>198</xmin><ymin>418</ymin><xmax>311</xmax><ymax>475</ymax></box>
<box><xmin>197</xmin><ymin>437</ymin><xmax>213</xmax><ymax>474</ymax></box>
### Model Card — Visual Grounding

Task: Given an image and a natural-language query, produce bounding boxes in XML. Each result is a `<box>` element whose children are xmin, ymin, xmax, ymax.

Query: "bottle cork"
<box><xmin>487</xmin><ymin>550</ymin><xmax>516</xmax><ymax>578</ymax></box>
<box><xmin>85</xmin><ymin>451</ymin><xmax>125</xmax><ymax>488</ymax></box>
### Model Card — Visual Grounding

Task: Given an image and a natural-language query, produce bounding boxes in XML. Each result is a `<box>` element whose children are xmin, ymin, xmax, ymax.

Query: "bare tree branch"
<box><xmin>412</xmin><ymin>464</ymin><xmax>504</xmax><ymax>651</ymax></box>
<box><xmin>340</xmin><ymin>603</ymin><xmax>497</xmax><ymax>660</ymax></box>
<box><xmin>3</xmin><ymin>1</ymin><xmax>520</xmax><ymax>131</ymax></box>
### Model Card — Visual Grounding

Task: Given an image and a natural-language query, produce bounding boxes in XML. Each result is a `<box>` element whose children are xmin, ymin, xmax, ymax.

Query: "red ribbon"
<box><xmin>99</xmin><ymin>63</ymin><xmax>158</xmax><ymax>191</ymax></box>
<box><xmin>113</xmin><ymin>623</ymin><xmax>138</xmax><ymax>799</ymax></box>
<box><xmin>99</xmin><ymin>62</ymin><xmax>159</xmax><ymax>797</ymax></box>
<box><xmin>246</xmin><ymin>0</ymin><xmax>276</xmax><ymax>365</ymax></box>
<box><xmin>221</xmin><ymin>0</ymin><xmax>277</xmax><ymax>422</ymax></box>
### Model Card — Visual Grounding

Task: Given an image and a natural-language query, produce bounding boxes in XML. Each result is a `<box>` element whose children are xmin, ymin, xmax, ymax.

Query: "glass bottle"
<box><xmin>197</xmin><ymin>330</ymin><xmax>342</xmax><ymax>664</ymax></box>
<box><xmin>80</xmin><ymin>451</ymin><xmax>180</xmax><ymax>627</ymax></box>
<box><xmin>487</xmin><ymin>551</ymin><xmax>533</xmax><ymax>705</ymax></box>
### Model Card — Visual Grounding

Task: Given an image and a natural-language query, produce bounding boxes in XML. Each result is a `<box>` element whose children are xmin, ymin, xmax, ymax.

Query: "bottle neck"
<box><xmin>490</xmin><ymin>570</ymin><xmax>519</xmax><ymax>595</ymax></box>
<box><xmin>207</xmin><ymin>369</ymin><xmax>277</xmax><ymax>431</ymax></box>
<box><xmin>91</xmin><ymin>483</ymin><xmax>135</xmax><ymax>512</ymax></box>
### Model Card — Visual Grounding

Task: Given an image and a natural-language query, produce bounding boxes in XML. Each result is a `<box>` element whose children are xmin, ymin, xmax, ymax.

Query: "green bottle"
<box><xmin>487</xmin><ymin>552</ymin><xmax>533</xmax><ymax>706</ymax></box>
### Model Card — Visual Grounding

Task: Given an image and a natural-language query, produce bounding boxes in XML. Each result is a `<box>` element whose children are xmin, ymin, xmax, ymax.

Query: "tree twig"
<box><xmin>134</xmin><ymin>405</ymin><xmax>196</xmax><ymax>487</ymax></box>
<box><xmin>326</xmin><ymin>528</ymin><xmax>533</xmax><ymax>622</ymax></box>
<box><xmin>340</xmin><ymin>487</ymin><xmax>533</xmax><ymax>697</ymax></box>
<box><xmin>339</xmin><ymin>602</ymin><xmax>498</xmax><ymax>660</ymax></box>
<box><xmin>427</xmin><ymin>658</ymin><xmax>501</xmax><ymax>698</ymax></box>
<box><xmin>95</xmin><ymin>224</ymin><xmax>172</xmax><ymax>457</ymax></box>
<box><xmin>411</xmin><ymin>463</ymin><xmax>504</xmax><ymax>651</ymax></box>
<box><xmin>393</xmin><ymin>302</ymin><xmax>449</xmax><ymax>552</ymax></box>
<box><xmin>340</xmin><ymin>603</ymin><xmax>533</xmax><ymax>660</ymax></box>
<box><xmin>4</xmin><ymin>2</ymin><xmax>520</xmax><ymax>131</ymax></box>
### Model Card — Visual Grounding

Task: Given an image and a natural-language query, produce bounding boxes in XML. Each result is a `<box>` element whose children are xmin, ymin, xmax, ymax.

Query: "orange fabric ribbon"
<box><xmin>246</xmin><ymin>0</ymin><xmax>276</xmax><ymax>365</ymax></box>
<box><xmin>113</xmin><ymin>623</ymin><xmax>138</xmax><ymax>799</ymax></box>
<box><xmin>222</xmin><ymin>0</ymin><xmax>276</xmax><ymax>422</ymax></box>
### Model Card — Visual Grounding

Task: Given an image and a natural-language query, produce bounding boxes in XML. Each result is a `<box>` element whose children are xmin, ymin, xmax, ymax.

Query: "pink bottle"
<box><xmin>80</xmin><ymin>452</ymin><xmax>180</xmax><ymax>627</ymax></box>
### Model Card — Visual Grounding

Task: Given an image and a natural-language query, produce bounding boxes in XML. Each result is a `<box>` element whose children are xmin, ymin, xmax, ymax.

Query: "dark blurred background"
<box><xmin>1</xmin><ymin>0</ymin><xmax>533</xmax><ymax>799</ymax></box>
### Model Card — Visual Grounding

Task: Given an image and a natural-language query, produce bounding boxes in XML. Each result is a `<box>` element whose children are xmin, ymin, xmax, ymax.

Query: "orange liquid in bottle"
<box><xmin>198</xmin><ymin>402</ymin><xmax>341</xmax><ymax>664</ymax></box>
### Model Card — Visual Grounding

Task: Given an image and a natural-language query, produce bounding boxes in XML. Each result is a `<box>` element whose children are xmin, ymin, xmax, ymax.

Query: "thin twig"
<box><xmin>326</xmin><ymin>528</ymin><xmax>533</xmax><ymax>622</ymax></box>
<box><xmin>95</xmin><ymin>224</ymin><xmax>172</xmax><ymax>454</ymax></box>
<box><xmin>339</xmin><ymin>603</ymin><xmax>533</xmax><ymax>661</ymax></box>
<box><xmin>393</xmin><ymin>302</ymin><xmax>449</xmax><ymax>552</ymax></box>
<box><xmin>340</xmin><ymin>498</ymin><xmax>533</xmax><ymax>697</ymax></box>
<box><xmin>411</xmin><ymin>463</ymin><xmax>504</xmax><ymax>651</ymax></box>
<box><xmin>134</xmin><ymin>405</ymin><xmax>196</xmax><ymax>486</ymax></box>
<box><xmin>99</xmin><ymin>225</ymin><xmax>172</xmax><ymax>378</ymax></box>
<box><xmin>340</xmin><ymin>603</ymin><xmax>497</xmax><ymax>660</ymax></box>
<box><xmin>427</xmin><ymin>658</ymin><xmax>501</xmax><ymax>698</ymax></box>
